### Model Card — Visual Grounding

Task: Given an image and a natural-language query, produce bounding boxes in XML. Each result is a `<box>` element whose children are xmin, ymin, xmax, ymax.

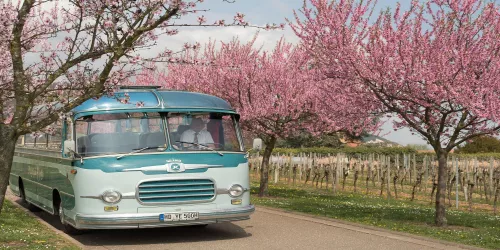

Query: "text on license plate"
<box><xmin>160</xmin><ymin>212</ymin><xmax>199</xmax><ymax>222</ymax></box>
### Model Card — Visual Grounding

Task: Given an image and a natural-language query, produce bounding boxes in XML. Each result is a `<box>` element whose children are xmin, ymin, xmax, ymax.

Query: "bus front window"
<box><xmin>168</xmin><ymin>113</ymin><xmax>243</xmax><ymax>152</ymax></box>
<box><xmin>75</xmin><ymin>112</ymin><xmax>166</xmax><ymax>157</ymax></box>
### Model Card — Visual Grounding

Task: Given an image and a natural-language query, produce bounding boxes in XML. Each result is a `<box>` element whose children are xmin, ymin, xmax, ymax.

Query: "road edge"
<box><xmin>255</xmin><ymin>205</ymin><xmax>486</xmax><ymax>250</ymax></box>
<box><xmin>5</xmin><ymin>188</ymin><xmax>85</xmax><ymax>250</ymax></box>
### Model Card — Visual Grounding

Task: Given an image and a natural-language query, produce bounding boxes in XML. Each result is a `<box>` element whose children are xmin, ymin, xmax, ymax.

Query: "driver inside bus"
<box><xmin>179</xmin><ymin>118</ymin><xmax>214</xmax><ymax>149</ymax></box>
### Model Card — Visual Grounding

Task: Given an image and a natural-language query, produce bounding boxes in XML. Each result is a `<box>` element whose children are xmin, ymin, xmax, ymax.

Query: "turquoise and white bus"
<box><xmin>9</xmin><ymin>86</ymin><xmax>258</xmax><ymax>234</ymax></box>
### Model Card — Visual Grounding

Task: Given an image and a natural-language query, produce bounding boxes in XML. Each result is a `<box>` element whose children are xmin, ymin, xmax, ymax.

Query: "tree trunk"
<box><xmin>0</xmin><ymin>125</ymin><xmax>18</xmax><ymax>213</ymax></box>
<box><xmin>494</xmin><ymin>179</ymin><xmax>499</xmax><ymax>215</ymax></box>
<box><xmin>353</xmin><ymin>169</ymin><xmax>359</xmax><ymax>193</ymax></box>
<box><xmin>258</xmin><ymin>136</ymin><xmax>277</xmax><ymax>197</ymax></box>
<box><xmin>468</xmin><ymin>182</ymin><xmax>475</xmax><ymax>212</ymax></box>
<box><xmin>380</xmin><ymin>171</ymin><xmax>385</xmax><ymax>196</ymax></box>
<box><xmin>435</xmin><ymin>150</ymin><xmax>448</xmax><ymax>226</ymax></box>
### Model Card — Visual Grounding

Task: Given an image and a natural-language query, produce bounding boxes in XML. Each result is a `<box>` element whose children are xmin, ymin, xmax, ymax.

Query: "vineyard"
<box><xmin>249</xmin><ymin>152</ymin><xmax>500</xmax><ymax>214</ymax></box>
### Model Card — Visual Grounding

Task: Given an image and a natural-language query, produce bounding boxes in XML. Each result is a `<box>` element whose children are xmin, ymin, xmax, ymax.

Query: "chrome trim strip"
<box><xmin>216</xmin><ymin>188</ymin><xmax>229</xmax><ymax>195</ymax></box>
<box><xmin>75</xmin><ymin>205</ymin><xmax>255</xmax><ymax>227</ymax></box>
<box><xmin>59</xmin><ymin>191</ymin><xmax>75</xmax><ymax>198</ymax></box>
<box><xmin>122</xmin><ymin>165</ymin><xmax>167</xmax><ymax>172</ymax></box>
<box><xmin>186</xmin><ymin>165</ymin><xmax>224</xmax><ymax>170</ymax></box>
<box><xmin>135</xmin><ymin>177</ymin><xmax>217</xmax><ymax>206</ymax></box>
<box><xmin>80</xmin><ymin>195</ymin><xmax>101</xmax><ymax>199</ymax></box>
<box><xmin>22</xmin><ymin>178</ymin><xmax>53</xmax><ymax>190</ymax></box>
<box><xmin>80</xmin><ymin>194</ymin><xmax>135</xmax><ymax>199</ymax></box>
<box><xmin>216</xmin><ymin>187</ymin><xmax>250</xmax><ymax>195</ymax></box>
<box><xmin>123</xmin><ymin>164</ymin><xmax>224</xmax><ymax>172</ymax></box>
<box><xmin>73</xmin><ymin>107</ymin><xmax>236</xmax><ymax>118</ymax></box>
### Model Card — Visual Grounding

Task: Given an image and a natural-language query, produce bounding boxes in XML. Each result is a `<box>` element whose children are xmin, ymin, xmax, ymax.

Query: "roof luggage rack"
<box><xmin>119</xmin><ymin>86</ymin><xmax>162</xmax><ymax>90</ymax></box>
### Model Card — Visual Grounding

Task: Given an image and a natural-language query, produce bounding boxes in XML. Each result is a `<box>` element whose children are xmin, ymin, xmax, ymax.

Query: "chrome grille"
<box><xmin>137</xmin><ymin>179</ymin><xmax>215</xmax><ymax>204</ymax></box>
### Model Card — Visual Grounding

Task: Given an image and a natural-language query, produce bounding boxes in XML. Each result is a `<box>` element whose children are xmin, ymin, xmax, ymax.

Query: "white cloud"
<box><xmin>138</xmin><ymin>25</ymin><xmax>300</xmax><ymax>60</ymax></box>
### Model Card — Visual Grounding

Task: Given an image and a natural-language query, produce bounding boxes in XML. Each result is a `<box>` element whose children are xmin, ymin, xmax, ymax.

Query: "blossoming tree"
<box><xmin>0</xmin><ymin>0</ymin><xmax>283</xmax><ymax>212</ymax></box>
<box><xmin>159</xmin><ymin>37</ymin><xmax>378</xmax><ymax>196</ymax></box>
<box><xmin>292</xmin><ymin>0</ymin><xmax>500</xmax><ymax>226</ymax></box>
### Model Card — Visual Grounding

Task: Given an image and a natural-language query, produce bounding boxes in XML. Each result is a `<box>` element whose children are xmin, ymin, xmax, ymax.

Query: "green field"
<box><xmin>0</xmin><ymin>200</ymin><xmax>79</xmax><ymax>250</ymax></box>
<box><xmin>251</xmin><ymin>182</ymin><xmax>500</xmax><ymax>249</ymax></box>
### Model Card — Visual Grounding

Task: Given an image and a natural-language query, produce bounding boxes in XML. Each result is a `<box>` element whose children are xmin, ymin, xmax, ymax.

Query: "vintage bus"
<box><xmin>9</xmin><ymin>86</ymin><xmax>259</xmax><ymax>234</ymax></box>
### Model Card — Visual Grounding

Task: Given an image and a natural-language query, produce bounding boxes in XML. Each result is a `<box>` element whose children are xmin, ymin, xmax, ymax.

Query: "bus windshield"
<box><xmin>168</xmin><ymin>113</ymin><xmax>243</xmax><ymax>152</ymax></box>
<box><xmin>75</xmin><ymin>112</ymin><xmax>166</xmax><ymax>156</ymax></box>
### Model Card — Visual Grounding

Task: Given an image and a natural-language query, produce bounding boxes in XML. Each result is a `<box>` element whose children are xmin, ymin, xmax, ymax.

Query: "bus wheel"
<box><xmin>57</xmin><ymin>200</ymin><xmax>83</xmax><ymax>235</ymax></box>
<box><xmin>189</xmin><ymin>224</ymin><xmax>208</xmax><ymax>228</ymax></box>
<box><xmin>19</xmin><ymin>180</ymin><xmax>41</xmax><ymax>212</ymax></box>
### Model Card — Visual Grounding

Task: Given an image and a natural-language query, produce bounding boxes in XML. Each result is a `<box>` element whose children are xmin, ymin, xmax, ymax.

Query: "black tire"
<box><xmin>19</xmin><ymin>180</ymin><xmax>42</xmax><ymax>212</ymax></box>
<box><xmin>57</xmin><ymin>200</ymin><xmax>84</xmax><ymax>235</ymax></box>
<box><xmin>189</xmin><ymin>224</ymin><xmax>209</xmax><ymax>228</ymax></box>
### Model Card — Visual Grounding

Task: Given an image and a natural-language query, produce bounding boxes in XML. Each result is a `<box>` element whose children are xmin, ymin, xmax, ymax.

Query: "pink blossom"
<box><xmin>197</xmin><ymin>15</ymin><xmax>206</xmax><ymax>24</ymax></box>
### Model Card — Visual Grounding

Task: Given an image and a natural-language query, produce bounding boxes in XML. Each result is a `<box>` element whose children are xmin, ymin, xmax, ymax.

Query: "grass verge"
<box><xmin>251</xmin><ymin>182</ymin><xmax>500</xmax><ymax>249</ymax></box>
<box><xmin>0</xmin><ymin>199</ymin><xmax>79</xmax><ymax>250</ymax></box>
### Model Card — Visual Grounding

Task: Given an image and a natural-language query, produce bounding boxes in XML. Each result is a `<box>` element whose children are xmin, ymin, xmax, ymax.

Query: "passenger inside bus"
<box><xmin>179</xmin><ymin>118</ymin><xmax>214</xmax><ymax>149</ymax></box>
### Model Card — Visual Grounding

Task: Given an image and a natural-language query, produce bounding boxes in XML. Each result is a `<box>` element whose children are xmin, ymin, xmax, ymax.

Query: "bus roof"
<box><xmin>71</xmin><ymin>88</ymin><xmax>235</xmax><ymax>116</ymax></box>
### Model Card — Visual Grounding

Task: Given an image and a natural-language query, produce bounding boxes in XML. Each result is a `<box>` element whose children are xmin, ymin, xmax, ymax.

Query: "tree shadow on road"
<box><xmin>11</xmin><ymin>197</ymin><xmax>252</xmax><ymax>247</ymax></box>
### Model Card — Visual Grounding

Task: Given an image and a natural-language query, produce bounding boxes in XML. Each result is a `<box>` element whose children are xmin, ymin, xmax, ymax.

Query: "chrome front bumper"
<box><xmin>74</xmin><ymin>205</ymin><xmax>255</xmax><ymax>229</ymax></box>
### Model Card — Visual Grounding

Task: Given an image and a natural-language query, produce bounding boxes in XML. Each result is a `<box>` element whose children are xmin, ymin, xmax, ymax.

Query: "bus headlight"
<box><xmin>101</xmin><ymin>190</ymin><xmax>122</xmax><ymax>204</ymax></box>
<box><xmin>228</xmin><ymin>184</ymin><xmax>244</xmax><ymax>198</ymax></box>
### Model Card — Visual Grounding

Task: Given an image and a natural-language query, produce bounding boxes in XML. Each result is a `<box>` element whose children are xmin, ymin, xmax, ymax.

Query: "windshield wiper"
<box><xmin>116</xmin><ymin>146</ymin><xmax>166</xmax><ymax>160</ymax></box>
<box><xmin>176</xmin><ymin>141</ymin><xmax>224</xmax><ymax>156</ymax></box>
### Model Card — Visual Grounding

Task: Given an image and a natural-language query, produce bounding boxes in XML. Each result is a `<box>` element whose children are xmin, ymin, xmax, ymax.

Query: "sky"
<box><xmin>161</xmin><ymin>0</ymin><xmax>428</xmax><ymax>147</ymax></box>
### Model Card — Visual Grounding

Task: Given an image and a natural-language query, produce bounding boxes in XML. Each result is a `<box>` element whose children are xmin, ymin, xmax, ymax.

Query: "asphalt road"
<box><xmin>7</xmin><ymin>193</ymin><xmax>477</xmax><ymax>250</ymax></box>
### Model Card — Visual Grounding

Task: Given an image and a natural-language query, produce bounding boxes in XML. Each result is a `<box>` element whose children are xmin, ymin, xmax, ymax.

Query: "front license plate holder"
<box><xmin>159</xmin><ymin>212</ymin><xmax>199</xmax><ymax>222</ymax></box>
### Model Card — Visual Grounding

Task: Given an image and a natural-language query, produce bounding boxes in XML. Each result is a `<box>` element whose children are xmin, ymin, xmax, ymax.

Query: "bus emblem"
<box><xmin>171</xmin><ymin>164</ymin><xmax>181</xmax><ymax>171</ymax></box>
<box><xmin>168</xmin><ymin>163</ymin><xmax>185</xmax><ymax>173</ymax></box>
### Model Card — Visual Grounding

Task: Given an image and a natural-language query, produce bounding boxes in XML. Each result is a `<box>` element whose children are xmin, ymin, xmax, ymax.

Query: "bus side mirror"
<box><xmin>252</xmin><ymin>138</ymin><xmax>262</xmax><ymax>151</ymax></box>
<box><xmin>64</xmin><ymin>140</ymin><xmax>76</xmax><ymax>157</ymax></box>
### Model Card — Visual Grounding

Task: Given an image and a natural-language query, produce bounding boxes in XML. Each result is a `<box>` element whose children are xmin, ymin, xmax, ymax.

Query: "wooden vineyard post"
<box><xmin>412</xmin><ymin>154</ymin><xmax>416</xmax><ymax>186</ymax></box>
<box><xmin>455</xmin><ymin>156</ymin><xmax>459</xmax><ymax>209</ymax></box>
<box><xmin>329</xmin><ymin>154</ymin><xmax>335</xmax><ymax>193</ymax></box>
<box><xmin>336</xmin><ymin>154</ymin><xmax>340</xmax><ymax>192</ymax></box>
<box><xmin>474</xmin><ymin>157</ymin><xmax>478</xmax><ymax>189</ymax></box>
<box><xmin>403</xmin><ymin>154</ymin><xmax>407</xmax><ymax>185</ymax></box>
<box><xmin>424</xmin><ymin>155</ymin><xmax>428</xmax><ymax>193</ymax></box>
<box><xmin>490</xmin><ymin>157</ymin><xmax>494</xmax><ymax>200</ymax></box>
<box><xmin>377</xmin><ymin>154</ymin><xmax>381</xmax><ymax>183</ymax></box>
<box><xmin>274</xmin><ymin>153</ymin><xmax>280</xmax><ymax>184</ymax></box>
<box><xmin>464</xmin><ymin>159</ymin><xmax>469</xmax><ymax>202</ymax></box>
<box><xmin>493</xmin><ymin>160</ymin><xmax>498</xmax><ymax>206</ymax></box>
<box><xmin>387</xmin><ymin>156</ymin><xmax>391</xmax><ymax>200</ymax></box>
<box><xmin>408</xmin><ymin>154</ymin><xmax>412</xmax><ymax>186</ymax></box>
<box><xmin>298</xmin><ymin>153</ymin><xmax>303</xmax><ymax>182</ymax></box>
<box><xmin>308</xmin><ymin>153</ymin><xmax>311</xmax><ymax>186</ymax></box>
<box><xmin>380</xmin><ymin>155</ymin><xmax>386</xmax><ymax>197</ymax></box>
<box><xmin>288</xmin><ymin>153</ymin><xmax>293</xmax><ymax>185</ymax></box>
<box><xmin>312</xmin><ymin>153</ymin><xmax>316</xmax><ymax>187</ymax></box>
<box><xmin>367</xmin><ymin>154</ymin><xmax>372</xmax><ymax>194</ymax></box>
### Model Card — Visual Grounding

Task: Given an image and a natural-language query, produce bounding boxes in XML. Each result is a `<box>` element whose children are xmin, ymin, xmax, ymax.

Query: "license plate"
<box><xmin>160</xmin><ymin>212</ymin><xmax>199</xmax><ymax>222</ymax></box>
